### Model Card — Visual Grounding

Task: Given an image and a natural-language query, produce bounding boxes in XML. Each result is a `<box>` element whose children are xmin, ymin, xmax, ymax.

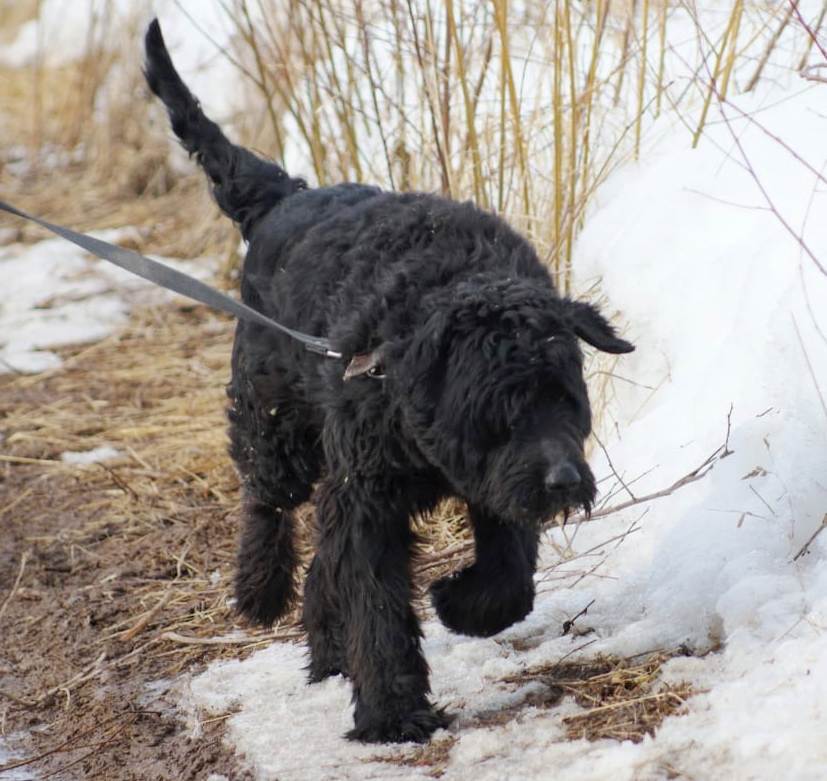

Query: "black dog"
<box><xmin>145</xmin><ymin>20</ymin><xmax>633</xmax><ymax>743</ymax></box>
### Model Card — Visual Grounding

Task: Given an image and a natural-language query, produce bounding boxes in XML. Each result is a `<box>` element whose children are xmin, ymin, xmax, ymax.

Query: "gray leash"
<box><xmin>0</xmin><ymin>199</ymin><xmax>342</xmax><ymax>359</ymax></box>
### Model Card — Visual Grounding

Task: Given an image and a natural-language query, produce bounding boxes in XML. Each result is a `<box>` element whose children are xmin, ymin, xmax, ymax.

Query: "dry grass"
<box><xmin>0</xmin><ymin>6</ymin><xmax>237</xmax><ymax>265</ymax></box>
<box><xmin>1</xmin><ymin>307</ymin><xmax>243</xmax><ymax>673</ymax></box>
<box><xmin>3</xmin><ymin>1</ymin><xmax>820</xmax><ymax>279</ymax></box>
<box><xmin>370</xmin><ymin>651</ymin><xmax>696</xmax><ymax>777</ymax></box>
<box><xmin>504</xmin><ymin>651</ymin><xmax>696</xmax><ymax>743</ymax></box>
<box><xmin>368</xmin><ymin>735</ymin><xmax>458</xmax><ymax>778</ymax></box>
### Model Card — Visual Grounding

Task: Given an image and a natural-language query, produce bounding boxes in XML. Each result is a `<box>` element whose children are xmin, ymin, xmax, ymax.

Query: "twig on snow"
<box><xmin>160</xmin><ymin>629</ymin><xmax>303</xmax><ymax>646</ymax></box>
<box><xmin>593</xmin><ymin>432</ymin><xmax>636</xmax><ymax>501</ymax></box>
<box><xmin>585</xmin><ymin>442</ymin><xmax>724</xmax><ymax>523</ymax></box>
<box><xmin>793</xmin><ymin>513</ymin><xmax>827</xmax><ymax>561</ymax></box>
<box><xmin>562</xmin><ymin>598</ymin><xmax>596</xmax><ymax>636</ymax></box>
<box><xmin>790</xmin><ymin>0</ymin><xmax>827</xmax><ymax>62</ymax></box>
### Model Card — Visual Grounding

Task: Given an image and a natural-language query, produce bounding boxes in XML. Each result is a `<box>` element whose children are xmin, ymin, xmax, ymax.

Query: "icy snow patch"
<box><xmin>0</xmin><ymin>231</ymin><xmax>217</xmax><ymax>375</ymax></box>
<box><xmin>60</xmin><ymin>445</ymin><xmax>122</xmax><ymax>465</ymax></box>
<box><xmin>0</xmin><ymin>732</ymin><xmax>36</xmax><ymax>780</ymax></box>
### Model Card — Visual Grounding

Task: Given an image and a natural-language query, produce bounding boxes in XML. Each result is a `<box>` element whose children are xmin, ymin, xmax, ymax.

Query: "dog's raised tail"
<box><xmin>144</xmin><ymin>19</ymin><xmax>304</xmax><ymax>238</ymax></box>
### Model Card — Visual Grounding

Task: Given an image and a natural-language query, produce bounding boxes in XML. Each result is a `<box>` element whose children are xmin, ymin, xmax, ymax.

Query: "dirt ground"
<box><xmin>0</xmin><ymin>305</ymin><xmax>263</xmax><ymax>780</ymax></box>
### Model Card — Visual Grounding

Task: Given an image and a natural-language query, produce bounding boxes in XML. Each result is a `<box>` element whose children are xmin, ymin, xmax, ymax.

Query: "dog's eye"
<box><xmin>367</xmin><ymin>365</ymin><xmax>386</xmax><ymax>379</ymax></box>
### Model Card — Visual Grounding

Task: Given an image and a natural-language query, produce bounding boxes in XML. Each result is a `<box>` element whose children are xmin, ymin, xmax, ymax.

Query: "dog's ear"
<box><xmin>343</xmin><ymin>348</ymin><xmax>386</xmax><ymax>381</ymax></box>
<box><xmin>563</xmin><ymin>299</ymin><xmax>634</xmax><ymax>354</ymax></box>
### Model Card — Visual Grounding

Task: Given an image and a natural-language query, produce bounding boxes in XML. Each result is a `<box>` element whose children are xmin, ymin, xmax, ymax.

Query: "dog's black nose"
<box><xmin>545</xmin><ymin>461</ymin><xmax>581</xmax><ymax>490</ymax></box>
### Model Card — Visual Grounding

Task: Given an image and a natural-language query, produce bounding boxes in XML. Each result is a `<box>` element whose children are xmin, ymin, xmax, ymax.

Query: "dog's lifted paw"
<box><xmin>430</xmin><ymin>565</ymin><xmax>534</xmax><ymax>638</ymax></box>
<box><xmin>346</xmin><ymin>706</ymin><xmax>452</xmax><ymax>744</ymax></box>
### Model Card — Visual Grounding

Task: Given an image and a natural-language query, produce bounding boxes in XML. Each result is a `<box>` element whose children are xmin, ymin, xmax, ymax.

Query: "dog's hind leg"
<box><xmin>430</xmin><ymin>505</ymin><xmax>539</xmax><ymax>637</ymax></box>
<box><xmin>311</xmin><ymin>475</ymin><xmax>449</xmax><ymax>743</ymax></box>
<box><xmin>228</xmin><ymin>349</ymin><xmax>322</xmax><ymax>626</ymax></box>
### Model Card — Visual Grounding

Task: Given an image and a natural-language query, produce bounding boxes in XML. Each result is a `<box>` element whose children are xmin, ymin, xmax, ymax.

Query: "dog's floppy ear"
<box><xmin>344</xmin><ymin>347</ymin><xmax>386</xmax><ymax>380</ymax></box>
<box><xmin>563</xmin><ymin>299</ymin><xmax>634</xmax><ymax>354</ymax></box>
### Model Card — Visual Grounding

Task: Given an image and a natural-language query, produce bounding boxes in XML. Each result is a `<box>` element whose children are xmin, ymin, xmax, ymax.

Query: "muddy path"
<box><xmin>0</xmin><ymin>306</ymin><xmax>262</xmax><ymax>780</ymax></box>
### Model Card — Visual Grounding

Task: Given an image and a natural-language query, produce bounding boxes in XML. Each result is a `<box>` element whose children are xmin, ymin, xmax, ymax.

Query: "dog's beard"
<box><xmin>484</xmin><ymin>463</ymin><xmax>596</xmax><ymax>527</ymax></box>
<box><xmin>484</xmin><ymin>481</ymin><xmax>594</xmax><ymax>527</ymax></box>
<box><xmin>560</xmin><ymin>496</ymin><xmax>592</xmax><ymax>527</ymax></box>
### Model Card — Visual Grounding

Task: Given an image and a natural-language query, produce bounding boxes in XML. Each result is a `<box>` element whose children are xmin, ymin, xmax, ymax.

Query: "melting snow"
<box><xmin>60</xmin><ymin>445</ymin><xmax>122</xmax><ymax>465</ymax></box>
<box><xmin>0</xmin><ymin>229</ymin><xmax>216</xmax><ymax>375</ymax></box>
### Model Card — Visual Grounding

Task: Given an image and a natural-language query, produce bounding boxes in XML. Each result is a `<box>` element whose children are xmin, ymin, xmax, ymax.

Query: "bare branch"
<box><xmin>793</xmin><ymin>514</ymin><xmax>827</xmax><ymax>561</ymax></box>
<box><xmin>801</xmin><ymin>63</ymin><xmax>827</xmax><ymax>83</ymax></box>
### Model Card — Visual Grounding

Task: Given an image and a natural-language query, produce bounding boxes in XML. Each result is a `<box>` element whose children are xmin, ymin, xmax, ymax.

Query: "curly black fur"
<box><xmin>145</xmin><ymin>19</ymin><xmax>633</xmax><ymax>744</ymax></box>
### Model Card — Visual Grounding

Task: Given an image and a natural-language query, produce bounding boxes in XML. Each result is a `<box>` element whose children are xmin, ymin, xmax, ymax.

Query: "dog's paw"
<box><xmin>306</xmin><ymin>656</ymin><xmax>349</xmax><ymax>683</ymax></box>
<box><xmin>234</xmin><ymin>567</ymin><xmax>294</xmax><ymax>627</ymax></box>
<box><xmin>346</xmin><ymin>706</ymin><xmax>452</xmax><ymax>744</ymax></box>
<box><xmin>430</xmin><ymin>565</ymin><xmax>534</xmax><ymax>637</ymax></box>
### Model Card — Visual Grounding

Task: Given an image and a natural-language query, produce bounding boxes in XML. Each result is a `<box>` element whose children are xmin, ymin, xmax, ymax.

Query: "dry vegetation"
<box><xmin>370</xmin><ymin>650</ymin><xmax>697</xmax><ymax>777</ymax></box>
<box><xmin>1</xmin><ymin>0</ymin><xmax>824</xmax><ymax>777</ymax></box>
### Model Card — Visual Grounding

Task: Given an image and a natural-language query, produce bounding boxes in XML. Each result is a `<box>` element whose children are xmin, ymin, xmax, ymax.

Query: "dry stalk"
<box><xmin>578</xmin><ymin>0</ymin><xmax>609</xmax><ymax>230</ymax></box>
<box><xmin>492</xmin><ymin>0</ymin><xmax>531</xmax><ymax>219</ymax></box>
<box><xmin>797</xmin><ymin>1</ymin><xmax>827</xmax><ymax>70</ymax></box>
<box><xmin>160</xmin><ymin>630</ymin><xmax>301</xmax><ymax>645</ymax></box>
<box><xmin>692</xmin><ymin>0</ymin><xmax>743</xmax><ymax>148</ymax></box>
<box><xmin>719</xmin><ymin>0</ymin><xmax>744</xmax><ymax>99</ymax></box>
<box><xmin>635</xmin><ymin>0</ymin><xmax>650</xmax><ymax>160</ymax></box>
<box><xmin>655</xmin><ymin>0</ymin><xmax>668</xmax><ymax>117</ymax></box>
<box><xmin>745</xmin><ymin>0</ymin><xmax>799</xmax><ymax>92</ymax></box>
<box><xmin>0</xmin><ymin>551</ymin><xmax>30</xmax><ymax>624</ymax></box>
<box><xmin>444</xmin><ymin>0</ymin><xmax>486</xmax><ymax>207</ymax></box>
<box><xmin>613</xmin><ymin>0</ymin><xmax>638</xmax><ymax>106</ymax></box>
<box><xmin>552</xmin><ymin>0</ymin><xmax>565</xmax><ymax>283</ymax></box>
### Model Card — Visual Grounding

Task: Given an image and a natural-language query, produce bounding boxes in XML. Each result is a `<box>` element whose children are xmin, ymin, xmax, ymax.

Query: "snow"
<box><xmin>0</xmin><ymin>230</ymin><xmax>216</xmax><ymax>375</ymax></box>
<box><xmin>0</xmin><ymin>733</ymin><xmax>36</xmax><ymax>780</ymax></box>
<box><xmin>60</xmin><ymin>445</ymin><xmax>122</xmax><ymax>464</ymax></box>
<box><xmin>176</xmin><ymin>83</ymin><xmax>827</xmax><ymax>781</ymax></box>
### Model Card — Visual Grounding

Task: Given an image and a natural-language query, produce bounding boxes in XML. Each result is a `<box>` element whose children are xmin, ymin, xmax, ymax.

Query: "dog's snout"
<box><xmin>544</xmin><ymin>461</ymin><xmax>581</xmax><ymax>490</ymax></box>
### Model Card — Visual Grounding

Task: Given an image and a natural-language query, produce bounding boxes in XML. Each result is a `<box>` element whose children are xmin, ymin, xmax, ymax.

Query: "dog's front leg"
<box><xmin>313</xmin><ymin>476</ymin><xmax>449</xmax><ymax>743</ymax></box>
<box><xmin>431</xmin><ymin>504</ymin><xmax>540</xmax><ymax>637</ymax></box>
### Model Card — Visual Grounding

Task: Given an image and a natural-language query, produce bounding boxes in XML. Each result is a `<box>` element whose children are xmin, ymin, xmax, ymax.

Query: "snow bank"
<box><xmin>178</xmin><ymin>83</ymin><xmax>827</xmax><ymax>780</ymax></box>
<box><xmin>0</xmin><ymin>230</ymin><xmax>215</xmax><ymax>374</ymax></box>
